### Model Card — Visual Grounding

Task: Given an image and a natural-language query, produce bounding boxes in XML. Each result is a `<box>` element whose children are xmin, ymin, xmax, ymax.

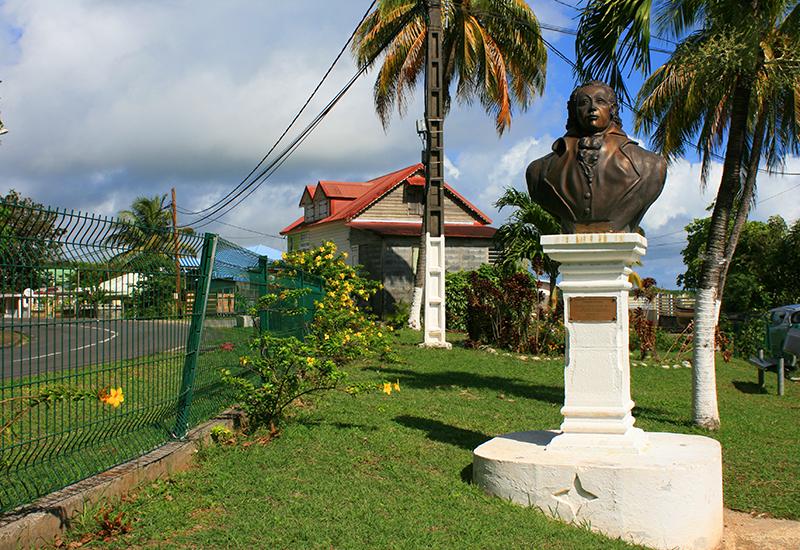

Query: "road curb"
<box><xmin>0</xmin><ymin>409</ymin><xmax>245</xmax><ymax>550</ymax></box>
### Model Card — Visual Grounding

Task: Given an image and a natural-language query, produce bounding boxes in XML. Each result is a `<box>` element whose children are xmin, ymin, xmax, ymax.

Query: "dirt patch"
<box><xmin>0</xmin><ymin>329</ymin><xmax>28</xmax><ymax>348</ymax></box>
<box><xmin>722</xmin><ymin>509</ymin><xmax>800</xmax><ymax>549</ymax></box>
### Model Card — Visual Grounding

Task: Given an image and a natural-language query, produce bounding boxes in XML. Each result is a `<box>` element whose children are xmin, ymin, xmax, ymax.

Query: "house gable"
<box><xmin>280</xmin><ymin>163</ymin><xmax>493</xmax><ymax>235</ymax></box>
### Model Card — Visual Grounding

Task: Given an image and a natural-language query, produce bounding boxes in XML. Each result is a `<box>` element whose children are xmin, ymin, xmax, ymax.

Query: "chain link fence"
<box><xmin>0</xmin><ymin>199</ymin><xmax>323</xmax><ymax>514</ymax></box>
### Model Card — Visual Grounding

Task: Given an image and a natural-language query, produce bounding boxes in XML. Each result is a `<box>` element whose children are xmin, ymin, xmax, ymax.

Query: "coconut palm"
<box><xmin>494</xmin><ymin>187</ymin><xmax>561</xmax><ymax>308</ymax></box>
<box><xmin>576</xmin><ymin>0</ymin><xmax>800</xmax><ymax>429</ymax></box>
<box><xmin>353</xmin><ymin>0</ymin><xmax>549</xmax><ymax>328</ymax></box>
<box><xmin>107</xmin><ymin>194</ymin><xmax>196</xmax><ymax>262</ymax></box>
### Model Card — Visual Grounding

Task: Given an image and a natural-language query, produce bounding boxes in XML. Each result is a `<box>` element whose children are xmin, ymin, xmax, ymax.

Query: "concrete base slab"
<box><xmin>473</xmin><ymin>430</ymin><xmax>723</xmax><ymax>550</ymax></box>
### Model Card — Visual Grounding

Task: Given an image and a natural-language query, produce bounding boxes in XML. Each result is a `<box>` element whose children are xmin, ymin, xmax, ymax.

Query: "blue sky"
<box><xmin>0</xmin><ymin>0</ymin><xmax>797</xmax><ymax>289</ymax></box>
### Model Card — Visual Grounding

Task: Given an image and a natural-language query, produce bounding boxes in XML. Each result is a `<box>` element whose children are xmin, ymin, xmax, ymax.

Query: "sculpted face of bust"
<box><xmin>575</xmin><ymin>85</ymin><xmax>614</xmax><ymax>135</ymax></box>
<box><xmin>526</xmin><ymin>80</ymin><xmax>667</xmax><ymax>233</ymax></box>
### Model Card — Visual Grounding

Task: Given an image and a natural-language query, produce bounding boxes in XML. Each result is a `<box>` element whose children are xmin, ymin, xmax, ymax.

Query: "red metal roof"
<box><xmin>317</xmin><ymin>181</ymin><xmax>372</xmax><ymax>199</ymax></box>
<box><xmin>281</xmin><ymin>164</ymin><xmax>493</xmax><ymax>234</ymax></box>
<box><xmin>347</xmin><ymin>221</ymin><xmax>497</xmax><ymax>238</ymax></box>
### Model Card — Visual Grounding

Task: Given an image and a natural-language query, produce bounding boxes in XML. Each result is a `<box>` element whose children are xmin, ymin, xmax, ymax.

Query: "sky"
<box><xmin>0</xmin><ymin>0</ymin><xmax>798</xmax><ymax>288</ymax></box>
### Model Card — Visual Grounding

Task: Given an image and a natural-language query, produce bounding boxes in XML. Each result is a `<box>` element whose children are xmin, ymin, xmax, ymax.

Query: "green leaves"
<box><xmin>352</xmin><ymin>0</ymin><xmax>547</xmax><ymax>134</ymax></box>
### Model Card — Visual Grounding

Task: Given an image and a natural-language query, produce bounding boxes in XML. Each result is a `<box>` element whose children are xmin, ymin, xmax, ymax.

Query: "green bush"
<box><xmin>384</xmin><ymin>300</ymin><xmax>411</xmax><ymax>330</ymax></box>
<box><xmin>461</xmin><ymin>263</ymin><xmax>563</xmax><ymax>355</ymax></box>
<box><xmin>445</xmin><ymin>271</ymin><xmax>470</xmax><ymax>331</ymax></box>
<box><xmin>223</xmin><ymin>242</ymin><xmax>394</xmax><ymax>431</ymax></box>
<box><xmin>731</xmin><ymin>313</ymin><xmax>767</xmax><ymax>358</ymax></box>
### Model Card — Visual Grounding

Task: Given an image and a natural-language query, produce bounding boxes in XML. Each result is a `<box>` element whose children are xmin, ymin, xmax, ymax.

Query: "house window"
<box><xmin>349</xmin><ymin>245</ymin><xmax>359</xmax><ymax>266</ymax></box>
<box><xmin>304</xmin><ymin>203</ymin><xmax>314</xmax><ymax>222</ymax></box>
<box><xmin>316</xmin><ymin>199</ymin><xmax>329</xmax><ymax>220</ymax></box>
<box><xmin>299</xmin><ymin>232</ymin><xmax>310</xmax><ymax>250</ymax></box>
<box><xmin>405</xmin><ymin>186</ymin><xmax>424</xmax><ymax>215</ymax></box>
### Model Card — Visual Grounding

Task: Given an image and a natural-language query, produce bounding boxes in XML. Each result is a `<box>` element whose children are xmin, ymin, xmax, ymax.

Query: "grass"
<box><xmin>60</xmin><ymin>329</ymin><xmax>799</xmax><ymax>549</ymax></box>
<box><xmin>0</xmin><ymin>325</ymin><xmax>254</xmax><ymax>514</ymax></box>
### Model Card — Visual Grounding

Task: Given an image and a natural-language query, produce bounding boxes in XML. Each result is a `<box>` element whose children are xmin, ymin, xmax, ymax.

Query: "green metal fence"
<box><xmin>0</xmin><ymin>199</ymin><xmax>326</xmax><ymax>514</ymax></box>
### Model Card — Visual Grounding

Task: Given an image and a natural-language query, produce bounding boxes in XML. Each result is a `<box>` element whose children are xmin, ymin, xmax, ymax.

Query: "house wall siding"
<box><xmin>356</xmin><ymin>185</ymin><xmax>481</xmax><ymax>224</ymax></box>
<box><xmin>351</xmin><ymin>235</ymin><xmax>493</xmax><ymax>313</ymax></box>
<box><xmin>288</xmin><ymin>222</ymin><xmax>350</xmax><ymax>256</ymax></box>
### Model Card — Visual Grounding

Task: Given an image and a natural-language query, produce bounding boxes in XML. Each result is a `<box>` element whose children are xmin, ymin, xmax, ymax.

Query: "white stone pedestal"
<box><xmin>472</xmin><ymin>234</ymin><xmax>723</xmax><ymax>550</ymax></box>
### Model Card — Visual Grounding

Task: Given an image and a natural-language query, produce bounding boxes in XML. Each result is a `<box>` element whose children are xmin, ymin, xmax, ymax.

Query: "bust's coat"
<box><xmin>526</xmin><ymin>125</ymin><xmax>667</xmax><ymax>233</ymax></box>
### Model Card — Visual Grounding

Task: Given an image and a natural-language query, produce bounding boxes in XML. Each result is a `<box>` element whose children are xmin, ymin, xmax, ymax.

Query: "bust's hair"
<box><xmin>565</xmin><ymin>81</ymin><xmax>623</xmax><ymax>133</ymax></box>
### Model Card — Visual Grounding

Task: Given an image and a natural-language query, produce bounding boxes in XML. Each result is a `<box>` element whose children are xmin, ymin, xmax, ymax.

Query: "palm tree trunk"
<box><xmin>692</xmin><ymin>77</ymin><xmax>752</xmax><ymax>430</ymax></box>
<box><xmin>717</xmin><ymin>106</ymin><xmax>766</xmax><ymax>297</ymax></box>
<box><xmin>408</xmin><ymin>233</ymin><xmax>426</xmax><ymax>330</ymax></box>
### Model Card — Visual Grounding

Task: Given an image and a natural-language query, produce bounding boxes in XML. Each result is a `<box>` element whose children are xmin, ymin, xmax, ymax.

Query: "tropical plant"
<box><xmin>224</xmin><ymin>242</ymin><xmax>395</xmax><ymax>430</ymax></box>
<box><xmin>576</xmin><ymin>0</ymin><xmax>800</xmax><ymax>429</ymax></box>
<box><xmin>494</xmin><ymin>187</ymin><xmax>561</xmax><ymax>308</ymax></box>
<box><xmin>352</xmin><ymin>0</ymin><xmax>547</xmax><ymax>133</ymax></box>
<box><xmin>352</xmin><ymin>0</ymin><xmax>549</xmax><ymax>329</ymax></box>
<box><xmin>107</xmin><ymin>194</ymin><xmax>195</xmax><ymax>262</ymax></box>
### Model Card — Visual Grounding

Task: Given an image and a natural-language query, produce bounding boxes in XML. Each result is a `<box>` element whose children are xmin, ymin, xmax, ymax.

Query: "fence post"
<box><xmin>259</xmin><ymin>256</ymin><xmax>269</xmax><ymax>332</ymax></box>
<box><xmin>174</xmin><ymin>233</ymin><xmax>218</xmax><ymax>439</ymax></box>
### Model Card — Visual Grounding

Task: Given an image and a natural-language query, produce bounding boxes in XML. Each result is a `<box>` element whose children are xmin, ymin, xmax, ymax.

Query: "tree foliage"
<box><xmin>0</xmin><ymin>190</ymin><xmax>65</xmax><ymax>292</ymax></box>
<box><xmin>494</xmin><ymin>187</ymin><xmax>560</xmax><ymax>306</ymax></box>
<box><xmin>679</xmin><ymin>215</ymin><xmax>800</xmax><ymax>313</ymax></box>
<box><xmin>352</xmin><ymin>0</ymin><xmax>548</xmax><ymax>134</ymax></box>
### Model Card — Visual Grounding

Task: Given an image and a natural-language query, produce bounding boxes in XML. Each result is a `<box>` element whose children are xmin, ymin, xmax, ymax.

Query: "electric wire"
<box><xmin>183</xmin><ymin>64</ymin><xmax>368</xmax><ymax>230</ymax></box>
<box><xmin>474</xmin><ymin>9</ymin><xmax>800</xmax><ymax>178</ymax></box>
<box><xmin>178</xmin><ymin>0</ymin><xmax>377</xmax><ymax>218</ymax></box>
<box><xmin>184</xmin><ymin>5</ymin><xmax>799</xmax><ymax>231</ymax></box>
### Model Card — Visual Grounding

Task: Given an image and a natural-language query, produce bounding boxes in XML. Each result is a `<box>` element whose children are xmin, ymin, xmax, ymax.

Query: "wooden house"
<box><xmin>280</xmin><ymin>164</ymin><xmax>497</xmax><ymax>314</ymax></box>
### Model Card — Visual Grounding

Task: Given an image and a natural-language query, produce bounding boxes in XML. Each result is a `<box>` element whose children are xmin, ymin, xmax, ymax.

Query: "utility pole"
<box><xmin>422</xmin><ymin>0</ymin><xmax>450</xmax><ymax>348</ymax></box>
<box><xmin>171</xmin><ymin>187</ymin><xmax>182</xmax><ymax>317</ymax></box>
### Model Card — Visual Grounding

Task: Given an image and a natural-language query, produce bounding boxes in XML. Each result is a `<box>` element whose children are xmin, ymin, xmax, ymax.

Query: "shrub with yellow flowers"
<box><xmin>280</xmin><ymin>241</ymin><xmax>393</xmax><ymax>365</ymax></box>
<box><xmin>222</xmin><ymin>242</ymin><xmax>396</xmax><ymax>431</ymax></box>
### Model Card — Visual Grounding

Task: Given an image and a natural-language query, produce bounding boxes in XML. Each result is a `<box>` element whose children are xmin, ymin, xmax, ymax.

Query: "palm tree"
<box><xmin>494</xmin><ymin>187</ymin><xmax>560</xmax><ymax>308</ymax></box>
<box><xmin>107</xmin><ymin>194</ymin><xmax>196</xmax><ymax>263</ymax></box>
<box><xmin>353</xmin><ymin>0</ymin><xmax>548</xmax><ymax>328</ymax></box>
<box><xmin>576</xmin><ymin>0</ymin><xmax>800</xmax><ymax>429</ymax></box>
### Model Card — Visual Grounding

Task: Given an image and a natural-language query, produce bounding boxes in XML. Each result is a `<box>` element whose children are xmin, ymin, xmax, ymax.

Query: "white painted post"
<box><xmin>423</xmin><ymin>233</ymin><xmax>450</xmax><ymax>348</ymax></box>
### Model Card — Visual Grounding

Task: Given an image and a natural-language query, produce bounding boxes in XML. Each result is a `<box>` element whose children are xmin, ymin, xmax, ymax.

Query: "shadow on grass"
<box><xmin>379</xmin><ymin>367</ymin><xmax>563</xmax><ymax>405</ymax></box>
<box><xmin>393</xmin><ymin>415</ymin><xmax>489</xmax><ymax>451</ymax></box>
<box><xmin>632</xmin><ymin>405</ymin><xmax>694</xmax><ymax>429</ymax></box>
<box><xmin>732</xmin><ymin>380</ymin><xmax>768</xmax><ymax>395</ymax></box>
<box><xmin>296</xmin><ymin>419</ymin><xmax>379</xmax><ymax>431</ymax></box>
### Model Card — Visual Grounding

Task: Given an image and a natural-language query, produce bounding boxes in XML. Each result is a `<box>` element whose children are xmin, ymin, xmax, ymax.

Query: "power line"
<box><xmin>484</xmin><ymin>10</ymin><xmax>800</xmax><ymax>178</ymax></box>
<box><xmin>183</xmin><ymin>64</ymin><xmax>368</xmax><ymax>229</ymax></box>
<box><xmin>545</xmin><ymin>0</ymin><xmax>679</xmax><ymax>47</ymax></box>
<box><xmin>179</xmin><ymin>0</ymin><xmax>377</xmax><ymax>218</ymax></box>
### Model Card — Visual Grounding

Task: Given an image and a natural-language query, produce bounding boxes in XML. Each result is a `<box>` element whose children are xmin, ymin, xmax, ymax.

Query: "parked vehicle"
<box><xmin>764</xmin><ymin>304</ymin><xmax>800</xmax><ymax>370</ymax></box>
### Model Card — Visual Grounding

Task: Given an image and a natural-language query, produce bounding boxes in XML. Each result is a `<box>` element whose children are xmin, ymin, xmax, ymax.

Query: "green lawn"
<box><xmin>0</xmin><ymin>325</ymin><xmax>253</xmax><ymax>514</ymax></box>
<box><xmin>61</xmin><ymin>329</ymin><xmax>799</xmax><ymax>549</ymax></box>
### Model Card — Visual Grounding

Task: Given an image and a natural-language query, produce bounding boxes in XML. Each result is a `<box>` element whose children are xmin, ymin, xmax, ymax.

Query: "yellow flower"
<box><xmin>377</xmin><ymin>332</ymin><xmax>382</xmax><ymax>337</ymax></box>
<box><xmin>393</xmin><ymin>380</ymin><xmax>400</xmax><ymax>392</ymax></box>
<box><xmin>239</xmin><ymin>356</ymin><xmax>250</xmax><ymax>366</ymax></box>
<box><xmin>324</xmin><ymin>334</ymin><xmax>329</xmax><ymax>340</ymax></box>
<box><xmin>306</xmin><ymin>357</ymin><xmax>316</xmax><ymax>366</ymax></box>
<box><xmin>298</xmin><ymin>257</ymin><xmax>305</xmax><ymax>264</ymax></box>
<box><xmin>99</xmin><ymin>387</ymin><xmax>125</xmax><ymax>408</ymax></box>
<box><xmin>325</xmin><ymin>253</ymin><xmax>333</xmax><ymax>260</ymax></box>
<box><xmin>317</xmin><ymin>303</ymin><xmax>324</xmax><ymax>310</ymax></box>
<box><xmin>382</xmin><ymin>382</ymin><xmax>392</xmax><ymax>395</ymax></box>
<box><xmin>344</xmin><ymin>334</ymin><xmax>350</xmax><ymax>342</ymax></box>
<box><xmin>339</xmin><ymin>273</ymin><xmax>346</xmax><ymax>279</ymax></box>
<box><xmin>342</xmin><ymin>252</ymin><xmax>348</xmax><ymax>258</ymax></box>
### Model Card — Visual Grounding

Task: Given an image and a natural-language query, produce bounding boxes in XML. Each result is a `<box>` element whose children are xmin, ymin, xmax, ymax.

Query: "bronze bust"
<box><xmin>526</xmin><ymin>81</ymin><xmax>667</xmax><ymax>233</ymax></box>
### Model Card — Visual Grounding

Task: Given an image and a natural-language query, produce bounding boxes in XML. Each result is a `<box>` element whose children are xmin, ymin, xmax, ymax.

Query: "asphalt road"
<box><xmin>1</xmin><ymin>318</ymin><xmax>191</xmax><ymax>379</ymax></box>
